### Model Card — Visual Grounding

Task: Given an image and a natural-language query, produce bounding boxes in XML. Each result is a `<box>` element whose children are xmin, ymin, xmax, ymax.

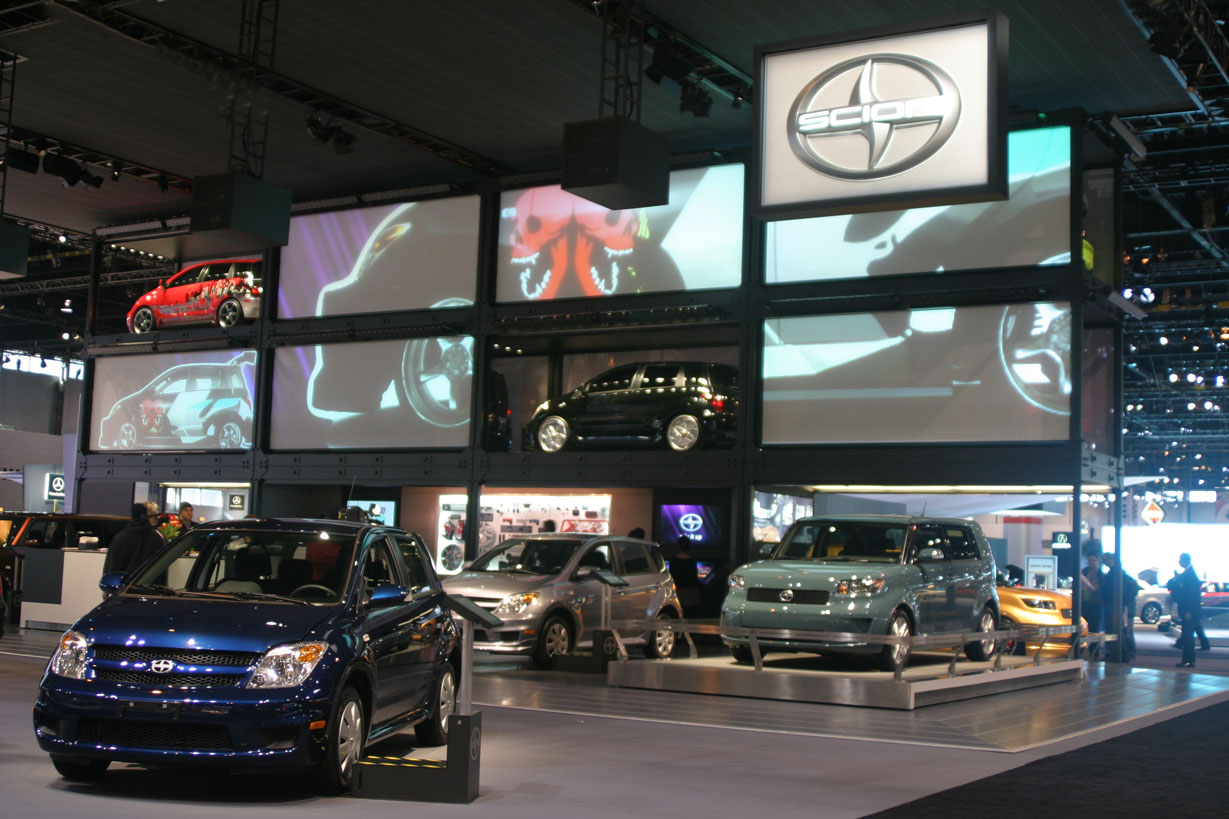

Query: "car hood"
<box><xmin>442</xmin><ymin>571</ymin><xmax>550</xmax><ymax>598</ymax></box>
<box><xmin>737</xmin><ymin>559</ymin><xmax>901</xmax><ymax>585</ymax></box>
<box><xmin>74</xmin><ymin>595</ymin><xmax>335</xmax><ymax>653</ymax></box>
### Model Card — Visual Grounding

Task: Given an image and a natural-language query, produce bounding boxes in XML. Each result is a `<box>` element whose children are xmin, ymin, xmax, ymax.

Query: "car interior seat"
<box><xmin>577</xmin><ymin>547</ymin><xmax>610</xmax><ymax>571</ymax></box>
<box><xmin>216</xmin><ymin>549</ymin><xmax>270</xmax><ymax>593</ymax></box>
<box><xmin>271</xmin><ymin>557</ymin><xmax>314</xmax><ymax>593</ymax></box>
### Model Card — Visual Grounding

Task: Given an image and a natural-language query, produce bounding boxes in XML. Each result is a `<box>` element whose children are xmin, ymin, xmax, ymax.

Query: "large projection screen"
<box><xmin>277</xmin><ymin>195</ymin><xmax>480</xmax><ymax>319</ymax></box>
<box><xmin>496</xmin><ymin>164</ymin><xmax>744</xmax><ymax>302</ymax></box>
<box><xmin>765</xmin><ymin>126</ymin><xmax>1071</xmax><ymax>283</ymax></box>
<box><xmin>271</xmin><ymin>337</ymin><xmax>473</xmax><ymax>450</ymax></box>
<box><xmin>90</xmin><ymin>350</ymin><xmax>258</xmax><ymax>452</ymax></box>
<box><xmin>762</xmin><ymin>302</ymin><xmax>1072</xmax><ymax>444</ymax></box>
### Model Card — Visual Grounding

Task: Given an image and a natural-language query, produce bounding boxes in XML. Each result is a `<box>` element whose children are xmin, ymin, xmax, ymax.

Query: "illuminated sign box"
<box><xmin>755</xmin><ymin>11</ymin><xmax>1008</xmax><ymax>219</ymax></box>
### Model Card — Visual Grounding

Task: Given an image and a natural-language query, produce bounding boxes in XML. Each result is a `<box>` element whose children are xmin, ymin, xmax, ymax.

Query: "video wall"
<box><xmin>269</xmin><ymin>337</ymin><xmax>474</xmax><ymax>450</ymax></box>
<box><xmin>495</xmin><ymin>164</ymin><xmax>745</xmax><ymax>302</ymax></box>
<box><xmin>761</xmin><ymin>302</ymin><xmax>1073</xmax><ymax>444</ymax></box>
<box><xmin>90</xmin><ymin>350</ymin><xmax>258</xmax><ymax>451</ymax></box>
<box><xmin>277</xmin><ymin>195</ymin><xmax>481</xmax><ymax>318</ymax></box>
<box><xmin>764</xmin><ymin>126</ymin><xmax>1072</xmax><ymax>283</ymax></box>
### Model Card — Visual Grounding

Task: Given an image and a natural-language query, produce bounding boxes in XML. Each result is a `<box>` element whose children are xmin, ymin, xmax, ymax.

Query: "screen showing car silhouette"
<box><xmin>93</xmin><ymin>351</ymin><xmax>257</xmax><ymax>451</ymax></box>
<box><xmin>126</xmin><ymin>259</ymin><xmax>262</xmax><ymax>333</ymax></box>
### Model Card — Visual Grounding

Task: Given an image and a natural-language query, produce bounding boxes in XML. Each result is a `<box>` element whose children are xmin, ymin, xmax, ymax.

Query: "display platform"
<box><xmin>607</xmin><ymin>651</ymin><xmax>1085</xmax><ymax>710</ymax></box>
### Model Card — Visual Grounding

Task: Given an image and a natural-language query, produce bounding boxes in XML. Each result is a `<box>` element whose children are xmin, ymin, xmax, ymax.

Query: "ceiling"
<box><xmin>0</xmin><ymin>0</ymin><xmax>1226</xmax><ymax>488</ymax></box>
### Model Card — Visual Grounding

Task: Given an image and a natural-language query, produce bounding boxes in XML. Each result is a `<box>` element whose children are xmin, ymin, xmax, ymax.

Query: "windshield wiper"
<box><xmin>217</xmin><ymin>590</ymin><xmax>314</xmax><ymax>605</ymax></box>
<box><xmin>125</xmin><ymin>583</ymin><xmax>179</xmax><ymax>596</ymax></box>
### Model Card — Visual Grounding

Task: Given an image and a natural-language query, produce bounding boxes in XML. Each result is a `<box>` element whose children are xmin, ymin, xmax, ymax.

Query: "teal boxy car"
<box><xmin>721</xmin><ymin>515</ymin><xmax>999</xmax><ymax>672</ymax></box>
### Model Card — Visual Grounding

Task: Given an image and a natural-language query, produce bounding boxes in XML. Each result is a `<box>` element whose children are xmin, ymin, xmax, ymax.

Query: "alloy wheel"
<box><xmin>667</xmin><ymin>415</ymin><xmax>700</xmax><ymax>451</ymax></box>
<box><xmin>336</xmin><ymin>699</ymin><xmax>362</xmax><ymax>780</ymax></box>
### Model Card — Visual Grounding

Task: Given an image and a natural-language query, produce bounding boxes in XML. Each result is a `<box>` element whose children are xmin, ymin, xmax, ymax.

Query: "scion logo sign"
<box><xmin>788</xmin><ymin>55</ymin><xmax>961</xmax><ymax>180</ymax></box>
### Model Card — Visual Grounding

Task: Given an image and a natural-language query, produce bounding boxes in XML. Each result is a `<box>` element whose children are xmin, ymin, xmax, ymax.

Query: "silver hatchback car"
<box><xmin>441</xmin><ymin>533</ymin><xmax>682</xmax><ymax>668</ymax></box>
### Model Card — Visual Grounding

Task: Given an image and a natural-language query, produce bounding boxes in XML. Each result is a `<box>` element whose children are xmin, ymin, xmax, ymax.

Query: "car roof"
<box><xmin>187</xmin><ymin>517</ymin><xmax>401</xmax><ymax>536</ymax></box>
<box><xmin>0</xmin><ymin>512</ymin><xmax>127</xmax><ymax>521</ymax></box>
<box><xmin>497</xmin><ymin>532</ymin><xmax>654</xmax><ymax>544</ymax></box>
<box><xmin>793</xmin><ymin>514</ymin><xmax>978</xmax><ymax>528</ymax></box>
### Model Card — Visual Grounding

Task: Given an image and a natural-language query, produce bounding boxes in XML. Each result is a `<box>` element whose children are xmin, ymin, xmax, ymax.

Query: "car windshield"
<box><xmin>469</xmin><ymin>537</ymin><xmax>586</xmax><ymax>575</ymax></box>
<box><xmin>0</xmin><ymin>517</ymin><xmax>19</xmax><ymax>546</ymax></box>
<box><xmin>125</xmin><ymin>527</ymin><xmax>357</xmax><ymax>604</ymax></box>
<box><xmin>773</xmin><ymin>521</ymin><xmax>907</xmax><ymax>563</ymax></box>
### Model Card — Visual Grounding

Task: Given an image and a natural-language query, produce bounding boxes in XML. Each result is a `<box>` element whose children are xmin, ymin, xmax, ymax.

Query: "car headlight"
<box><xmin>835</xmin><ymin>577</ymin><xmax>886</xmax><ymax>595</ymax></box>
<box><xmin>1021</xmin><ymin>597</ymin><xmax>1057</xmax><ymax>610</ymax></box>
<box><xmin>493</xmin><ymin>592</ymin><xmax>540</xmax><ymax>616</ymax></box>
<box><xmin>728</xmin><ymin>573</ymin><xmax>746</xmax><ymax>590</ymax></box>
<box><xmin>245</xmin><ymin>641</ymin><xmax>328</xmax><ymax>689</ymax></box>
<box><xmin>49</xmin><ymin>630</ymin><xmax>89</xmax><ymax>680</ymax></box>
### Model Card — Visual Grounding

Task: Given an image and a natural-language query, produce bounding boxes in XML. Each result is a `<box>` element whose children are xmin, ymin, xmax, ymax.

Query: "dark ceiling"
<box><xmin>0</xmin><ymin>0</ymin><xmax>1226</xmax><ymax>489</ymax></box>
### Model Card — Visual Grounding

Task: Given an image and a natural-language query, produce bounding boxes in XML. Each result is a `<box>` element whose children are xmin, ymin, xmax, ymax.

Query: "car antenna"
<box><xmin>920</xmin><ymin>502</ymin><xmax>927</xmax><ymax>516</ymax></box>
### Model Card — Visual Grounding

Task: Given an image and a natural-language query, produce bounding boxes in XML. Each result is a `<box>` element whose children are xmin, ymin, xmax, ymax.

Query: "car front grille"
<box><xmin>747</xmin><ymin>588</ymin><xmax>830</xmax><ymax>605</ymax></box>
<box><xmin>93</xmin><ymin>669</ymin><xmax>244</xmax><ymax>687</ymax></box>
<box><xmin>92</xmin><ymin>646</ymin><xmax>260</xmax><ymax>668</ymax></box>
<box><xmin>77</xmin><ymin>718</ymin><xmax>233</xmax><ymax>751</ymax></box>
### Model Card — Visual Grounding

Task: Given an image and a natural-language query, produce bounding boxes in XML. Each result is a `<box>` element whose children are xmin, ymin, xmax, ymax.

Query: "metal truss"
<box><xmin>597</xmin><ymin>0</ymin><xmax>647</xmax><ymax>120</ymax></box>
<box><xmin>228</xmin><ymin>0</ymin><xmax>278</xmax><ymax>177</ymax></box>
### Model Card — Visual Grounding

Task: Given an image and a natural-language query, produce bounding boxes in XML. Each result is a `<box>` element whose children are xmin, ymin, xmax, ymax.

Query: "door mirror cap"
<box><xmin>916</xmin><ymin>547</ymin><xmax>946</xmax><ymax>563</ymax></box>
<box><xmin>99</xmin><ymin>572</ymin><xmax>126</xmax><ymax>594</ymax></box>
<box><xmin>759</xmin><ymin>543</ymin><xmax>776</xmax><ymax>558</ymax></box>
<box><xmin>574</xmin><ymin>566</ymin><xmax>595</xmax><ymax>580</ymax></box>
<box><xmin>368</xmin><ymin>583</ymin><xmax>409</xmax><ymax>608</ymax></box>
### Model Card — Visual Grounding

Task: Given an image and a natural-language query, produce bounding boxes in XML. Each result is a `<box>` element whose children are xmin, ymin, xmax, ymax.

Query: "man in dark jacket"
<box><xmin>103</xmin><ymin>503</ymin><xmax>165</xmax><ymax>577</ymax></box>
<box><xmin>1169</xmin><ymin>552</ymin><xmax>1209</xmax><ymax>667</ymax></box>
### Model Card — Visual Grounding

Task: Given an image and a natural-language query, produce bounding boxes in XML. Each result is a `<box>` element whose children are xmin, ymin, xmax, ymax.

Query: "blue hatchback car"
<box><xmin>33</xmin><ymin>518</ymin><xmax>458</xmax><ymax>792</ymax></box>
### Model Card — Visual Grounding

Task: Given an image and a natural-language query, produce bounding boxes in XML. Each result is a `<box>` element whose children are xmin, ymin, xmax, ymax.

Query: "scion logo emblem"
<box><xmin>149</xmin><ymin>659</ymin><xmax>175</xmax><ymax>674</ymax></box>
<box><xmin>788</xmin><ymin>54</ymin><xmax>961</xmax><ymax>180</ymax></box>
<box><xmin>779</xmin><ymin>589</ymin><xmax>794</xmax><ymax>603</ymax></box>
<box><xmin>679</xmin><ymin>513</ymin><xmax>703</xmax><ymax>533</ymax></box>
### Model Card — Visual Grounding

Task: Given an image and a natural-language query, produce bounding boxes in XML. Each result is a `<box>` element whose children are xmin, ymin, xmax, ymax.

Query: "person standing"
<box><xmin>1080</xmin><ymin>550</ymin><xmax>1104</xmax><ymax>657</ymax></box>
<box><xmin>1170</xmin><ymin>552</ymin><xmax>1210</xmax><ymax>668</ymax></box>
<box><xmin>668</xmin><ymin>535</ymin><xmax>701</xmax><ymax>618</ymax></box>
<box><xmin>1101</xmin><ymin>553</ymin><xmax>1139</xmax><ymax>662</ymax></box>
<box><xmin>103</xmin><ymin>502</ymin><xmax>167</xmax><ymax>577</ymax></box>
<box><xmin>178</xmin><ymin>502</ymin><xmax>197</xmax><ymax>530</ymax></box>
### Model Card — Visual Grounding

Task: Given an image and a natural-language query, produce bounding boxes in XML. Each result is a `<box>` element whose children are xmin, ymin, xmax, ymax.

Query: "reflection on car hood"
<box><xmin>442</xmin><ymin>572</ymin><xmax>549</xmax><ymax>598</ymax></box>
<box><xmin>738</xmin><ymin>559</ymin><xmax>900</xmax><ymax>584</ymax></box>
<box><xmin>75</xmin><ymin>596</ymin><xmax>334</xmax><ymax>654</ymax></box>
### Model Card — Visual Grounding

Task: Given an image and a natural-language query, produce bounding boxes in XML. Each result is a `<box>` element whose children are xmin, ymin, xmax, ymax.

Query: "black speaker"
<box><xmin>0</xmin><ymin>220</ymin><xmax>29</xmax><ymax>276</ymax></box>
<box><xmin>189</xmin><ymin>172</ymin><xmax>292</xmax><ymax>252</ymax></box>
<box><xmin>562</xmin><ymin>117</ymin><xmax>669</xmax><ymax>210</ymax></box>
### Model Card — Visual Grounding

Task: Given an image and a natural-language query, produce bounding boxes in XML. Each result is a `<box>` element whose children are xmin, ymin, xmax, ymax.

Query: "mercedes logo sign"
<box><xmin>679</xmin><ymin>513</ymin><xmax>704</xmax><ymax>534</ymax></box>
<box><xmin>788</xmin><ymin>54</ymin><xmax>961</xmax><ymax>180</ymax></box>
<box><xmin>149</xmin><ymin>658</ymin><xmax>175</xmax><ymax>674</ymax></box>
<box><xmin>779</xmin><ymin>589</ymin><xmax>795</xmax><ymax>603</ymax></box>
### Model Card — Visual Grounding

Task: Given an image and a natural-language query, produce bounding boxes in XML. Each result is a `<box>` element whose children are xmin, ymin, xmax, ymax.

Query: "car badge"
<box><xmin>779</xmin><ymin>589</ymin><xmax>794</xmax><ymax>603</ymax></box>
<box><xmin>149</xmin><ymin>659</ymin><xmax>175</xmax><ymax>674</ymax></box>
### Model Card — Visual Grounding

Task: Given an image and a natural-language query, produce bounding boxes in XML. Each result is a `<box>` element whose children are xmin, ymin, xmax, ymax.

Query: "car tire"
<box><xmin>401</xmin><ymin>330</ymin><xmax>473</xmax><ymax>428</ymax></box>
<box><xmin>131</xmin><ymin>306</ymin><xmax>156</xmax><ymax>334</ymax></box>
<box><xmin>213</xmin><ymin>418</ymin><xmax>244</xmax><ymax>449</ymax></box>
<box><xmin>115</xmin><ymin>421</ymin><xmax>139</xmax><ymax>449</ymax></box>
<box><xmin>51</xmin><ymin>755</ymin><xmax>110</xmax><ymax>781</ymax></box>
<box><xmin>537</xmin><ymin>416</ymin><xmax>570</xmax><ymax>453</ymax></box>
<box><xmin>729</xmin><ymin>644</ymin><xmax>755</xmax><ymax>664</ymax></box>
<box><xmin>1140</xmin><ymin>601</ymin><xmax>1163</xmax><ymax>625</ymax></box>
<box><xmin>414</xmin><ymin>661</ymin><xmax>456</xmax><ymax>746</ymax></box>
<box><xmin>965</xmin><ymin>606</ymin><xmax>998</xmax><ymax>661</ymax></box>
<box><xmin>644</xmin><ymin>611</ymin><xmax>677</xmax><ymax>659</ymax></box>
<box><xmin>531</xmin><ymin>614</ymin><xmax>572</xmax><ymax>669</ymax></box>
<box><xmin>999</xmin><ymin>616</ymin><xmax>1025</xmax><ymax>655</ymax></box>
<box><xmin>317</xmin><ymin>686</ymin><xmax>364</xmax><ymax>794</ymax></box>
<box><xmin>666</xmin><ymin>414</ymin><xmax>701</xmax><ymax>451</ymax></box>
<box><xmin>215</xmin><ymin>297</ymin><xmax>243</xmax><ymax>329</ymax></box>
<box><xmin>877</xmin><ymin>608</ymin><xmax>913</xmax><ymax>672</ymax></box>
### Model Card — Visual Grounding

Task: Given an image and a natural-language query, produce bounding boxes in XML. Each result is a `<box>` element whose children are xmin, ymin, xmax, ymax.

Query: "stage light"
<box><xmin>679</xmin><ymin>80</ymin><xmax>712</xmax><ymax>117</ymax></box>
<box><xmin>331</xmin><ymin>128</ymin><xmax>355</xmax><ymax>155</ymax></box>
<box><xmin>109</xmin><ymin>161</ymin><xmax>122</xmax><ymax>181</ymax></box>
<box><xmin>646</xmin><ymin>40</ymin><xmax>693</xmax><ymax>86</ymax></box>
<box><xmin>60</xmin><ymin>299</ymin><xmax>72</xmax><ymax>314</ymax></box>
<box><xmin>4</xmin><ymin>147</ymin><xmax>40</xmax><ymax>174</ymax></box>
<box><xmin>42</xmin><ymin>153</ymin><xmax>80</xmax><ymax>187</ymax></box>
<box><xmin>80</xmin><ymin>166</ymin><xmax>104</xmax><ymax>189</ymax></box>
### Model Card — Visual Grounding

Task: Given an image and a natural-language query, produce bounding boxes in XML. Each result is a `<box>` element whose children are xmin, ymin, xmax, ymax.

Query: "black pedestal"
<box><xmin>551</xmin><ymin>630</ymin><xmax>620</xmax><ymax>673</ymax></box>
<box><xmin>352</xmin><ymin>711</ymin><xmax>482</xmax><ymax>803</ymax></box>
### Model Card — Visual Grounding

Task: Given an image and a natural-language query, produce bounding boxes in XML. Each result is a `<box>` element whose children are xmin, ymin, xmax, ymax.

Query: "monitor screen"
<box><xmin>277</xmin><ymin>195</ymin><xmax>481</xmax><ymax>318</ymax></box>
<box><xmin>761</xmin><ymin>302</ymin><xmax>1073</xmax><ymax>444</ymax></box>
<box><xmin>765</xmin><ymin>126</ymin><xmax>1071</xmax><ymax>283</ymax></box>
<box><xmin>270</xmin><ymin>337</ymin><xmax>473</xmax><ymax>450</ymax></box>
<box><xmin>658</xmin><ymin>503</ymin><xmax>727</xmax><ymax>549</ymax></box>
<box><xmin>90</xmin><ymin>350</ymin><xmax>258</xmax><ymax>452</ymax></box>
<box><xmin>495</xmin><ymin>164</ymin><xmax>744</xmax><ymax>302</ymax></box>
<box><xmin>350</xmin><ymin>500</ymin><xmax>397</xmax><ymax>526</ymax></box>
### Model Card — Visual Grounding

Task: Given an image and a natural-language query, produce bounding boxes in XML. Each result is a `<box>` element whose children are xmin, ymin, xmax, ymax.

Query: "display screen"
<box><xmin>495</xmin><ymin>164</ymin><xmax>744</xmax><ymax>302</ymax></box>
<box><xmin>277</xmin><ymin>196</ymin><xmax>481</xmax><ymax>318</ymax></box>
<box><xmin>351</xmin><ymin>500</ymin><xmax>397</xmax><ymax>526</ymax></box>
<box><xmin>90</xmin><ymin>350</ymin><xmax>257</xmax><ymax>452</ymax></box>
<box><xmin>1083</xmin><ymin>328</ymin><xmax>1115</xmax><ymax>455</ymax></box>
<box><xmin>764</xmin><ymin>126</ymin><xmax>1071</xmax><ymax>283</ymax></box>
<box><xmin>658</xmin><ymin>503</ymin><xmax>727</xmax><ymax>549</ymax></box>
<box><xmin>752</xmin><ymin>491</ymin><xmax>814</xmax><ymax>544</ymax></box>
<box><xmin>270</xmin><ymin>337</ymin><xmax>473</xmax><ymax>450</ymax></box>
<box><xmin>761</xmin><ymin>302</ymin><xmax>1073</xmax><ymax>444</ymax></box>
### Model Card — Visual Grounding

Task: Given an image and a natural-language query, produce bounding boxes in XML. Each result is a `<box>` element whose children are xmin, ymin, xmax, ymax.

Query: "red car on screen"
<box><xmin>126</xmin><ymin>259</ymin><xmax>262</xmax><ymax>333</ymax></box>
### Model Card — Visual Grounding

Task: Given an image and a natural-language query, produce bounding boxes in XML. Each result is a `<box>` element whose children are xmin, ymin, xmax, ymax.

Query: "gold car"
<box><xmin>997</xmin><ymin>583</ymin><xmax>1086</xmax><ymax>656</ymax></box>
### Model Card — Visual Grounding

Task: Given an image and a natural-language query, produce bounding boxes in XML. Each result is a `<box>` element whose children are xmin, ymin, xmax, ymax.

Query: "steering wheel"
<box><xmin>290</xmin><ymin>584</ymin><xmax>335</xmax><ymax>599</ymax></box>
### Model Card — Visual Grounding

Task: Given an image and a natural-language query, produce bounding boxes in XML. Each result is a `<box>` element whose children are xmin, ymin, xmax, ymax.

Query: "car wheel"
<box><xmin>317</xmin><ymin>686</ymin><xmax>364</xmax><ymax>794</ymax></box>
<box><xmin>730</xmin><ymin>644</ymin><xmax>754</xmax><ymax>664</ymax></box>
<box><xmin>51</xmin><ymin>755</ymin><xmax>110</xmax><ymax>781</ymax></box>
<box><xmin>215</xmin><ymin>297</ymin><xmax>243</xmax><ymax>328</ymax></box>
<box><xmin>644</xmin><ymin>611</ymin><xmax>677</xmax><ymax>659</ymax></box>
<box><xmin>1000</xmin><ymin>616</ymin><xmax>1025</xmax><ymax>655</ymax></box>
<box><xmin>666</xmin><ymin>414</ymin><xmax>701</xmax><ymax>451</ymax></box>
<box><xmin>214</xmin><ymin>420</ymin><xmax>244</xmax><ymax>449</ymax></box>
<box><xmin>965</xmin><ymin>606</ymin><xmax>998</xmax><ymax>661</ymax></box>
<box><xmin>131</xmin><ymin>306</ymin><xmax>156</xmax><ymax>334</ymax></box>
<box><xmin>537</xmin><ymin>416</ymin><xmax>570</xmax><ymax>453</ymax></box>
<box><xmin>414</xmin><ymin>661</ymin><xmax>456</xmax><ymax>746</ymax></box>
<box><xmin>115</xmin><ymin>421</ymin><xmax>139</xmax><ymax>449</ymax></box>
<box><xmin>877</xmin><ymin>609</ymin><xmax>913</xmax><ymax>672</ymax></box>
<box><xmin>531</xmin><ymin>614</ymin><xmax>572</xmax><ymax>669</ymax></box>
<box><xmin>400</xmin><ymin>303</ymin><xmax>474</xmax><ymax>427</ymax></box>
<box><xmin>1141</xmin><ymin>601</ymin><xmax>1162</xmax><ymax>625</ymax></box>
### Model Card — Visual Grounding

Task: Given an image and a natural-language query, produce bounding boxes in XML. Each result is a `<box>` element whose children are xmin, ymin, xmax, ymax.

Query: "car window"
<box><xmin>189</xmin><ymin>264</ymin><xmax>211</xmax><ymax>283</ymax></box>
<box><xmin>469</xmin><ymin>537</ymin><xmax>586</xmax><ymax>574</ymax></box>
<box><xmin>587</xmin><ymin>365</ymin><xmax>637</xmax><ymax>394</ymax></box>
<box><xmin>913</xmin><ymin>526</ymin><xmax>948</xmax><ymax>560</ymax></box>
<box><xmin>204</xmin><ymin>263</ymin><xmax>234</xmax><ymax>282</ymax></box>
<box><xmin>615</xmin><ymin>541</ymin><xmax>651</xmax><ymax>574</ymax></box>
<box><xmin>646</xmin><ymin>544</ymin><xmax>667</xmax><ymax>572</ymax></box>
<box><xmin>576</xmin><ymin>542</ymin><xmax>613</xmax><ymax>571</ymax></box>
<box><xmin>639</xmin><ymin>364</ymin><xmax>681</xmax><ymax>389</ymax></box>
<box><xmin>361</xmin><ymin>538</ymin><xmax>402</xmax><ymax>602</ymax></box>
<box><xmin>946</xmin><ymin>527</ymin><xmax>979</xmax><ymax>561</ymax></box>
<box><xmin>393</xmin><ymin>534</ymin><xmax>435</xmax><ymax>592</ymax></box>
<box><xmin>21</xmin><ymin>519</ymin><xmax>53</xmax><ymax>547</ymax></box>
<box><xmin>158</xmin><ymin>377</ymin><xmax>188</xmax><ymax>396</ymax></box>
<box><xmin>777</xmin><ymin>521</ymin><xmax>906</xmax><ymax>562</ymax></box>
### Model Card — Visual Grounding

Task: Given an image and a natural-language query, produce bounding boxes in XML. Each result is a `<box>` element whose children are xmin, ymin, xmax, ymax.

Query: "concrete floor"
<box><xmin>2</xmin><ymin>624</ymin><xmax>1227</xmax><ymax>818</ymax></box>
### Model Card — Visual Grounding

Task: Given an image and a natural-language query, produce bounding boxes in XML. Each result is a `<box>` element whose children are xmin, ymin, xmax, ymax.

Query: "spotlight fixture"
<box><xmin>4</xmin><ymin>147</ymin><xmax>40</xmax><ymax>174</ymax></box>
<box><xmin>42</xmin><ymin>153</ymin><xmax>80</xmax><ymax>187</ymax></box>
<box><xmin>645</xmin><ymin>40</ymin><xmax>693</xmax><ymax>87</ymax></box>
<box><xmin>60</xmin><ymin>298</ymin><xmax>72</xmax><ymax>314</ymax></box>
<box><xmin>306</xmin><ymin>111</ymin><xmax>356</xmax><ymax>155</ymax></box>
<box><xmin>109</xmin><ymin>161</ymin><xmax>122</xmax><ymax>181</ymax></box>
<box><xmin>331</xmin><ymin>128</ymin><xmax>355</xmax><ymax>155</ymax></box>
<box><xmin>678</xmin><ymin>80</ymin><xmax>712</xmax><ymax>117</ymax></box>
<box><xmin>79</xmin><ymin>165</ymin><xmax>104</xmax><ymax>189</ymax></box>
<box><xmin>306</xmin><ymin>111</ymin><xmax>332</xmax><ymax>143</ymax></box>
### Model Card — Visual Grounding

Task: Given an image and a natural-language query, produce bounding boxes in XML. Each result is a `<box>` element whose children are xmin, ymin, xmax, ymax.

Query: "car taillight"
<box><xmin>710</xmin><ymin>398</ymin><xmax>725</xmax><ymax>411</ymax></box>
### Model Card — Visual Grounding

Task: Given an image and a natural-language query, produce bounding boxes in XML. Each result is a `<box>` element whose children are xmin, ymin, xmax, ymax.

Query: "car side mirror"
<box><xmin>573</xmin><ymin>566</ymin><xmax>595</xmax><ymax>580</ymax></box>
<box><xmin>571</xmin><ymin>388</ymin><xmax>583</xmax><ymax>399</ymax></box>
<box><xmin>99</xmin><ymin>572</ymin><xmax>126</xmax><ymax>594</ymax></box>
<box><xmin>759</xmin><ymin>543</ymin><xmax>776</xmax><ymax>558</ymax></box>
<box><xmin>915</xmin><ymin>547</ymin><xmax>946</xmax><ymax>563</ymax></box>
<box><xmin>368</xmin><ymin>583</ymin><xmax>409</xmax><ymax>608</ymax></box>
